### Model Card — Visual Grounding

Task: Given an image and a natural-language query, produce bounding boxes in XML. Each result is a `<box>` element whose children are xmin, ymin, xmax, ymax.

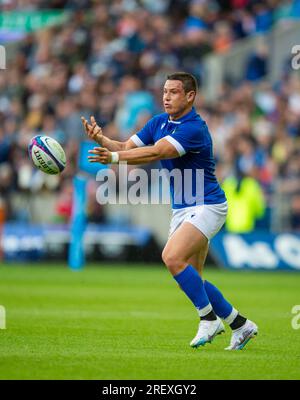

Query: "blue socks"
<box><xmin>204</xmin><ymin>280</ymin><xmax>234</xmax><ymax>320</ymax></box>
<box><xmin>174</xmin><ymin>267</ymin><xmax>237</xmax><ymax>322</ymax></box>
<box><xmin>174</xmin><ymin>265</ymin><xmax>213</xmax><ymax>316</ymax></box>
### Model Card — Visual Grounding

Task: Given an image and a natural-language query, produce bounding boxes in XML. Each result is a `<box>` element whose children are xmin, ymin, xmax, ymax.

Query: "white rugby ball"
<box><xmin>28</xmin><ymin>135</ymin><xmax>66</xmax><ymax>175</ymax></box>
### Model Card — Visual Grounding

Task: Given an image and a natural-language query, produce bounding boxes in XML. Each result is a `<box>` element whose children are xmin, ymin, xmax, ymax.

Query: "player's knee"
<box><xmin>162</xmin><ymin>250</ymin><xmax>184</xmax><ymax>275</ymax></box>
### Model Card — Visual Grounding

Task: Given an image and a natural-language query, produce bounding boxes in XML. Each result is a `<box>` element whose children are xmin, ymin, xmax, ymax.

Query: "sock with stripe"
<box><xmin>174</xmin><ymin>265</ymin><xmax>217</xmax><ymax>320</ymax></box>
<box><xmin>204</xmin><ymin>280</ymin><xmax>239</xmax><ymax>324</ymax></box>
<box><xmin>229</xmin><ymin>314</ymin><xmax>247</xmax><ymax>330</ymax></box>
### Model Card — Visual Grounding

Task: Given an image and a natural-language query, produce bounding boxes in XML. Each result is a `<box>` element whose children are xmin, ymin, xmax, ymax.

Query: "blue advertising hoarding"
<box><xmin>210</xmin><ymin>231</ymin><xmax>300</xmax><ymax>271</ymax></box>
<box><xmin>0</xmin><ymin>223</ymin><xmax>157</xmax><ymax>263</ymax></box>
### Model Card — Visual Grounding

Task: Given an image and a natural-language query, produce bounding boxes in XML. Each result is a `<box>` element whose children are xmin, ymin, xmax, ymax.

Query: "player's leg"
<box><xmin>190</xmin><ymin>244</ymin><xmax>258</xmax><ymax>350</ymax></box>
<box><xmin>186</xmin><ymin>241</ymin><xmax>208</xmax><ymax>277</ymax></box>
<box><xmin>189</xmin><ymin>246</ymin><xmax>239</xmax><ymax>322</ymax></box>
<box><xmin>182</xmin><ymin>202</ymin><xmax>258</xmax><ymax>350</ymax></box>
<box><xmin>162</xmin><ymin>222</ymin><xmax>225</xmax><ymax>347</ymax></box>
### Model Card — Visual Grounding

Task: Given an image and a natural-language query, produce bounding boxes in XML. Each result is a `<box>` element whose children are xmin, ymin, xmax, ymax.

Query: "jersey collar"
<box><xmin>167</xmin><ymin>107</ymin><xmax>197</xmax><ymax>124</ymax></box>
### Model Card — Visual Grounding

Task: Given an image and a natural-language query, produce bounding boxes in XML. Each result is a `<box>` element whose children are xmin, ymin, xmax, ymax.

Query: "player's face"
<box><xmin>163</xmin><ymin>80</ymin><xmax>194</xmax><ymax>119</ymax></box>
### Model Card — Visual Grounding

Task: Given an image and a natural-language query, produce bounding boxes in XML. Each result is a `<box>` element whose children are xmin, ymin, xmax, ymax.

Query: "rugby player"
<box><xmin>82</xmin><ymin>72</ymin><xmax>258</xmax><ymax>350</ymax></box>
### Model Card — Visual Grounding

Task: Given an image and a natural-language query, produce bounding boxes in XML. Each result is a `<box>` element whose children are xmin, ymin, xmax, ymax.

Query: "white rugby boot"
<box><xmin>225</xmin><ymin>319</ymin><xmax>258</xmax><ymax>350</ymax></box>
<box><xmin>190</xmin><ymin>317</ymin><xmax>225</xmax><ymax>348</ymax></box>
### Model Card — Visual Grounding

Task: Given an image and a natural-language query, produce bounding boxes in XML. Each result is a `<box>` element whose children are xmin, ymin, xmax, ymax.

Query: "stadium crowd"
<box><xmin>0</xmin><ymin>0</ymin><xmax>300</xmax><ymax>231</ymax></box>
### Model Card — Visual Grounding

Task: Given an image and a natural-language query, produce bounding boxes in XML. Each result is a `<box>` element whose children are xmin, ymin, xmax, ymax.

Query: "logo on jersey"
<box><xmin>161</xmin><ymin>123</ymin><xmax>166</xmax><ymax>129</ymax></box>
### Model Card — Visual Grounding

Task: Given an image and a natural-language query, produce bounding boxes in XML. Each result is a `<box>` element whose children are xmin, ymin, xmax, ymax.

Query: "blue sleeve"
<box><xmin>130</xmin><ymin>118</ymin><xmax>155</xmax><ymax>147</ymax></box>
<box><xmin>165</xmin><ymin>122</ymin><xmax>210</xmax><ymax>156</ymax></box>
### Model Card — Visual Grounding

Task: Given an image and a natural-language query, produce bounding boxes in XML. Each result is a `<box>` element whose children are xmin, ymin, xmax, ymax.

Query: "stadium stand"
<box><xmin>0</xmin><ymin>0</ymin><xmax>300</xmax><ymax>235</ymax></box>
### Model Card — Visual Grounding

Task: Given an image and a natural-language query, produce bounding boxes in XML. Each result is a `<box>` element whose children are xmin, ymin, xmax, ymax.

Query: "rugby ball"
<box><xmin>28</xmin><ymin>135</ymin><xmax>66</xmax><ymax>175</ymax></box>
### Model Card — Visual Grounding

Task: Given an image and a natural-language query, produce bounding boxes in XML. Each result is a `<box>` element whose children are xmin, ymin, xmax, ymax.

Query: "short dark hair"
<box><xmin>166</xmin><ymin>72</ymin><xmax>198</xmax><ymax>94</ymax></box>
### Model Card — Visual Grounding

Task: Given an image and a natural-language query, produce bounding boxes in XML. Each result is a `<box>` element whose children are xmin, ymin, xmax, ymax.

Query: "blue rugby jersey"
<box><xmin>130</xmin><ymin>107</ymin><xmax>226</xmax><ymax>209</ymax></box>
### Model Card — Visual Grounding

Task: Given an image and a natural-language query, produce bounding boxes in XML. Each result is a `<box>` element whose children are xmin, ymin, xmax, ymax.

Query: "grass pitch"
<box><xmin>0</xmin><ymin>263</ymin><xmax>300</xmax><ymax>380</ymax></box>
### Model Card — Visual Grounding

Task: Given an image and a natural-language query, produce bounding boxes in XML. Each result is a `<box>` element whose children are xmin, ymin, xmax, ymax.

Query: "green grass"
<box><xmin>0</xmin><ymin>263</ymin><xmax>300</xmax><ymax>380</ymax></box>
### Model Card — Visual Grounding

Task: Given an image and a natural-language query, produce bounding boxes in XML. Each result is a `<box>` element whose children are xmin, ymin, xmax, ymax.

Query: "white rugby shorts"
<box><xmin>168</xmin><ymin>201</ymin><xmax>228</xmax><ymax>240</ymax></box>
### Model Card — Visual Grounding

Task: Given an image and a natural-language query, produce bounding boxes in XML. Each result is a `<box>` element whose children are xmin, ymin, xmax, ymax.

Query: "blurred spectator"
<box><xmin>86</xmin><ymin>180</ymin><xmax>107</xmax><ymax>223</ymax></box>
<box><xmin>54</xmin><ymin>179</ymin><xmax>73</xmax><ymax>223</ymax></box>
<box><xmin>277</xmin><ymin>151</ymin><xmax>300</xmax><ymax>230</ymax></box>
<box><xmin>253</xmin><ymin>2</ymin><xmax>273</xmax><ymax>33</ymax></box>
<box><xmin>222</xmin><ymin>164</ymin><xmax>266</xmax><ymax>232</ymax></box>
<box><xmin>245</xmin><ymin>42</ymin><xmax>268</xmax><ymax>81</ymax></box>
<box><xmin>115</xmin><ymin>75</ymin><xmax>155</xmax><ymax>139</ymax></box>
<box><xmin>213</xmin><ymin>21</ymin><xmax>233</xmax><ymax>53</ymax></box>
<box><xmin>0</xmin><ymin>163</ymin><xmax>13</xmax><ymax>221</ymax></box>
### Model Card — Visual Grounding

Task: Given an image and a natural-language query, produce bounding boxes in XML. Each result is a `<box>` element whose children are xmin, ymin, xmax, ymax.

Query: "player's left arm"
<box><xmin>88</xmin><ymin>138</ymin><xmax>180</xmax><ymax>165</ymax></box>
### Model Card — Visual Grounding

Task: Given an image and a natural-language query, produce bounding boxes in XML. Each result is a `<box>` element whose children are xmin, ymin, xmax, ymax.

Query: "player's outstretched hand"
<box><xmin>88</xmin><ymin>147</ymin><xmax>112</xmax><ymax>164</ymax></box>
<box><xmin>81</xmin><ymin>116</ymin><xmax>103</xmax><ymax>144</ymax></box>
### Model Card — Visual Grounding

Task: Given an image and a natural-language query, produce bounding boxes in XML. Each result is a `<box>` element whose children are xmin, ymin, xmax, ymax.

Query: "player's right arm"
<box><xmin>81</xmin><ymin>116</ymin><xmax>137</xmax><ymax>151</ymax></box>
